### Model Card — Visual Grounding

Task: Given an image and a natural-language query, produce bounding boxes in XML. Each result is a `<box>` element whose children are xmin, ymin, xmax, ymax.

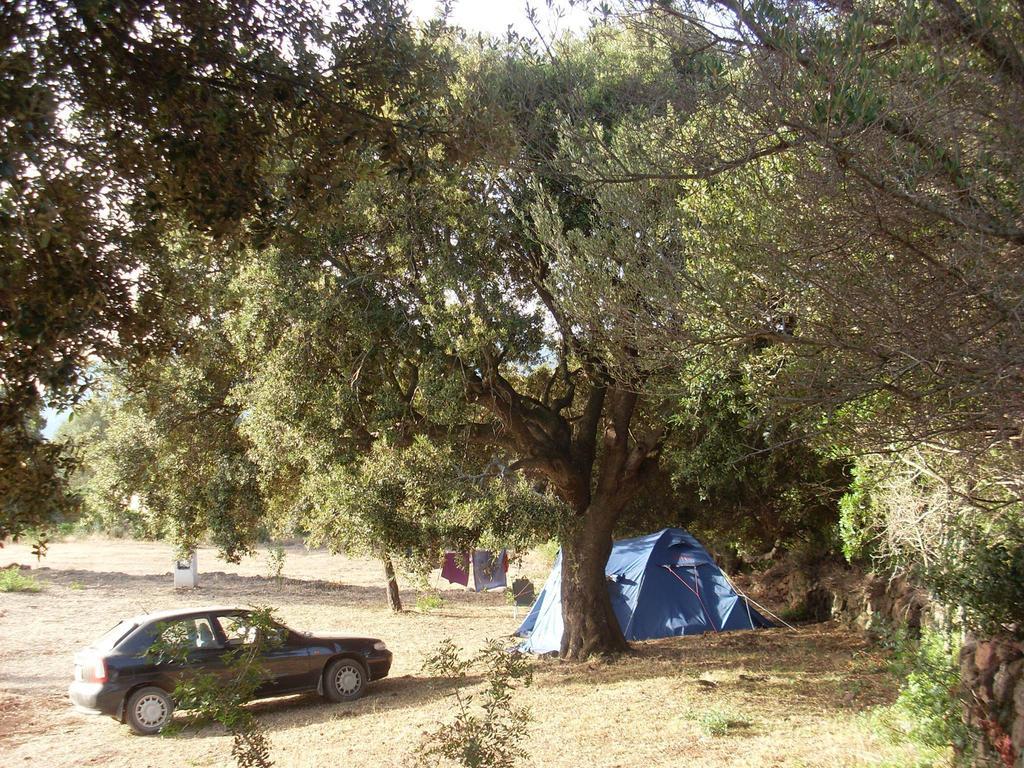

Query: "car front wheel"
<box><xmin>125</xmin><ymin>686</ymin><xmax>174</xmax><ymax>735</ymax></box>
<box><xmin>324</xmin><ymin>657</ymin><xmax>367</xmax><ymax>702</ymax></box>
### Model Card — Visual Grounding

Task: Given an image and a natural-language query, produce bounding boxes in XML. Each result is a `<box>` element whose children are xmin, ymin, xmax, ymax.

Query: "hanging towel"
<box><xmin>441</xmin><ymin>551</ymin><xmax>470</xmax><ymax>586</ymax></box>
<box><xmin>472</xmin><ymin>549</ymin><xmax>508</xmax><ymax>591</ymax></box>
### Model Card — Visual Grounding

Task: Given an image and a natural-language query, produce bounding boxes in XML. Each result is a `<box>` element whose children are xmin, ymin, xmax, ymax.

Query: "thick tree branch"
<box><xmin>594</xmin><ymin>387</ymin><xmax>640</xmax><ymax>502</ymax></box>
<box><xmin>573</xmin><ymin>381</ymin><xmax>607</xmax><ymax>484</ymax></box>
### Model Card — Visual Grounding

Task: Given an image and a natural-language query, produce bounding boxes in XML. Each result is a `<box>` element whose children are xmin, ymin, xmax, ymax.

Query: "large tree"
<box><xmin>116</xmin><ymin>25</ymin><xmax>725</xmax><ymax>658</ymax></box>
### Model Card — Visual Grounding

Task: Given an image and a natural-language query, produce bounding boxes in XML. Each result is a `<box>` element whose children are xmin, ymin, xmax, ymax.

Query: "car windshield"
<box><xmin>93</xmin><ymin>620</ymin><xmax>138</xmax><ymax>651</ymax></box>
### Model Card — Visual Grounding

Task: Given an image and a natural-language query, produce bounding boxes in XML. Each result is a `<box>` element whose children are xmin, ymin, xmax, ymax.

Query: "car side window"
<box><xmin>156</xmin><ymin>617</ymin><xmax>220</xmax><ymax>651</ymax></box>
<box><xmin>266</xmin><ymin>622</ymin><xmax>289</xmax><ymax>644</ymax></box>
<box><xmin>217</xmin><ymin>614</ymin><xmax>258</xmax><ymax>647</ymax></box>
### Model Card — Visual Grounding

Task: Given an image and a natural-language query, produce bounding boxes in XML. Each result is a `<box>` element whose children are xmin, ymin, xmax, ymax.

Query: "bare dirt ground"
<box><xmin>0</xmin><ymin>537</ymin><xmax>923</xmax><ymax>768</ymax></box>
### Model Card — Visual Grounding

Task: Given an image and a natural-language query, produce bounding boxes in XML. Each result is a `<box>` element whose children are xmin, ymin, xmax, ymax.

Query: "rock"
<box><xmin>977</xmin><ymin>642</ymin><xmax>999</xmax><ymax>675</ymax></box>
<box><xmin>994</xmin><ymin>667</ymin><xmax>1016</xmax><ymax>704</ymax></box>
<box><xmin>995</xmin><ymin>640</ymin><xmax>1024</xmax><ymax>665</ymax></box>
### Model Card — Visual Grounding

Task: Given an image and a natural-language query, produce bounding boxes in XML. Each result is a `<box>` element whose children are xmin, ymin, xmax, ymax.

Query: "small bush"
<box><xmin>872</xmin><ymin>627</ymin><xmax>974</xmax><ymax>761</ymax></box>
<box><xmin>0</xmin><ymin>568</ymin><xmax>43</xmax><ymax>593</ymax></box>
<box><xmin>416</xmin><ymin>591</ymin><xmax>444</xmax><ymax>613</ymax></box>
<box><xmin>149</xmin><ymin>606</ymin><xmax>280</xmax><ymax>768</ymax></box>
<box><xmin>265</xmin><ymin>544</ymin><xmax>286</xmax><ymax>587</ymax></box>
<box><xmin>416</xmin><ymin>640</ymin><xmax>533</xmax><ymax>768</ymax></box>
<box><xmin>689</xmin><ymin>708</ymin><xmax>744</xmax><ymax>737</ymax></box>
<box><xmin>422</xmin><ymin>638</ymin><xmax>472</xmax><ymax>678</ymax></box>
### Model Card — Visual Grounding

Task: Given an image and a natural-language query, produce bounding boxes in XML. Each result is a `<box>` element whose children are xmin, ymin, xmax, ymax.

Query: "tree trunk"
<box><xmin>382</xmin><ymin>554</ymin><xmax>402</xmax><ymax>612</ymax></box>
<box><xmin>559</xmin><ymin>502</ymin><xmax>629</xmax><ymax>660</ymax></box>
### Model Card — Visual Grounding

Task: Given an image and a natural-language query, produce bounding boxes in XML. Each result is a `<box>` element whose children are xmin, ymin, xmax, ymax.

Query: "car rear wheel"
<box><xmin>125</xmin><ymin>686</ymin><xmax>174</xmax><ymax>735</ymax></box>
<box><xmin>324</xmin><ymin>657</ymin><xmax>367</xmax><ymax>702</ymax></box>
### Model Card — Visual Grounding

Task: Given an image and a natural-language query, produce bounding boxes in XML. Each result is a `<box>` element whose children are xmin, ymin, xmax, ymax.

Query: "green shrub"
<box><xmin>838</xmin><ymin>470</ymin><xmax>876</xmax><ymax>562</ymax></box>
<box><xmin>926</xmin><ymin>523</ymin><xmax>1024</xmax><ymax>639</ymax></box>
<box><xmin>836</xmin><ymin>454</ymin><xmax>1024</xmax><ymax>641</ymax></box>
<box><xmin>149</xmin><ymin>607</ymin><xmax>279</xmax><ymax>768</ymax></box>
<box><xmin>417</xmin><ymin>640</ymin><xmax>533</xmax><ymax>768</ymax></box>
<box><xmin>873</xmin><ymin>627</ymin><xmax>974</xmax><ymax>762</ymax></box>
<box><xmin>422</xmin><ymin>638</ymin><xmax>473</xmax><ymax>678</ymax></box>
<box><xmin>0</xmin><ymin>568</ymin><xmax>43</xmax><ymax>593</ymax></box>
<box><xmin>687</xmin><ymin>707</ymin><xmax>746</xmax><ymax>737</ymax></box>
<box><xmin>416</xmin><ymin>591</ymin><xmax>444</xmax><ymax>613</ymax></box>
<box><xmin>265</xmin><ymin>544</ymin><xmax>286</xmax><ymax>587</ymax></box>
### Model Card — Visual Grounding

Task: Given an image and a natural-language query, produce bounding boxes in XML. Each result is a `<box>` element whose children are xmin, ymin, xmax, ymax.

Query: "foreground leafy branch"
<box><xmin>416</xmin><ymin>640</ymin><xmax>534</xmax><ymax>768</ymax></box>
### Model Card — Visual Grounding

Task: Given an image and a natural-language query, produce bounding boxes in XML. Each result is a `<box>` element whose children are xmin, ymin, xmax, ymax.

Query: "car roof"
<box><xmin>126</xmin><ymin>606</ymin><xmax>248</xmax><ymax>625</ymax></box>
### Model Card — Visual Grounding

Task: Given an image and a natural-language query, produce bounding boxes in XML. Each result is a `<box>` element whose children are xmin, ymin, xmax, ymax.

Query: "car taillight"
<box><xmin>86</xmin><ymin>656</ymin><xmax>108</xmax><ymax>683</ymax></box>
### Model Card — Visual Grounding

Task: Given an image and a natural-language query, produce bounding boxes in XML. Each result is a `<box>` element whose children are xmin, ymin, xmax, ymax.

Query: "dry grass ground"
<box><xmin>0</xmin><ymin>537</ymin><xmax>925</xmax><ymax>768</ymax></box>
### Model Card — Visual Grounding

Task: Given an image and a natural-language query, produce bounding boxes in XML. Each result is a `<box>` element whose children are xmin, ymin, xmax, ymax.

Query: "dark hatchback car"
<box><xmin>68</xmin><ymin>606</ymin><xmax>393</xmax><ymax>734</ymax></box>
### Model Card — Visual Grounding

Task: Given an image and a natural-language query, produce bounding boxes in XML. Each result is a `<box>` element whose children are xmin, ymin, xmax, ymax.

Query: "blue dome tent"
<box><xmin>516</xmin><ymin>528</ymin><xmax>773</xmax><ymax>654</ymax></box>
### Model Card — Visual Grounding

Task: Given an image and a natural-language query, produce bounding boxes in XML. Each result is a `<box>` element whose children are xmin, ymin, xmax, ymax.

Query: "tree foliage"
<box><xmin>551</xmin><ymin>0</ymin><xmax>1024</xmax><ymax>646</ymax></box>
<box><xmin>20</xmin><ymin>0</ymin><xmax>1024</xmax><ymax>674</ymax></box>
<box><xmin>1</xmin><ymin>0</ymin><xmax>448</xmax><ymax>540</ymax></box>
<box><xmin>602</xmin><ymin>0</ymin><xmax>1024</xmax><ymax>490</ymax></box>
<box><xmin>301</xmin><ymin>437</ymin><xmax>564</xmax><ymax>573</ymax></box>
<box><xmin>42</xmin><ymin>11</ymin><xmax>852</xmax><ymax>655</ymax></box>
<box><xmin>664</xmin><ymin>366</ymin><xmax>847</xmax><ymax>560</ymax></box>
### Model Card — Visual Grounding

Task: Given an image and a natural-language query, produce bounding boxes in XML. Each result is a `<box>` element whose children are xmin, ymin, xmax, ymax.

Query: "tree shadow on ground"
<box><xmin>33</xmin><ymin>567</ymin><xmax>390</xmax><ymax>604</ymax></box>
<box><xmin>34</xmin><ymin>567</ymin><xmax>509</xmax><ymax>614</ymax></box>
<box><xmin>528</xmin><ymin>623</ymin><xmax>896</xmax><ymax>716</ymax></box>
<box><xmin>167</xmin><ymin>672</ymin><xmax>485</xmax><ymax>739</ymax></box>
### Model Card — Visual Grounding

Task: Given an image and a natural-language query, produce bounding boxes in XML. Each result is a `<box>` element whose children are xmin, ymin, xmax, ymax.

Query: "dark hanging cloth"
<box><xmin>441</xmin><ymin>551</ymin><xmax>470</xmax><ymax>586</ymax></box>
<box><xmin>472</xmin><ymin>549</ymin><xmax>508</xmax><ymax>592</ymax></box>
<box><xmin>511</xmin><ymin>577</ymin><xmax>535</xmax><ymax>606</ymax></box>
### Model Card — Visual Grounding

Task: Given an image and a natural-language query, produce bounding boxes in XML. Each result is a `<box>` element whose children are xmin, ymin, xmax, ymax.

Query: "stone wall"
<box><xmin>741</xmin><ymin>558</ymin><xmax>1022</xmax><ymax>766</ymax></box>
<box><xmin>738</xmin><ymin>558</ymin><xmax>932</xmax><ymax>630</ymax></box>
<box><xmin>959</xmin><ymin>636</ymin><xmax>1023</xmax><ymax>768</ymax></box>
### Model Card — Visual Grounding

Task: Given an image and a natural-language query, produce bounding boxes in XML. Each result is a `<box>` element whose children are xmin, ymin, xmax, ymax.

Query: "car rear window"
<box><xmin>93</xmin><ymin>620</ymin><xmax>138</xmax><ymax>651</ymax></box>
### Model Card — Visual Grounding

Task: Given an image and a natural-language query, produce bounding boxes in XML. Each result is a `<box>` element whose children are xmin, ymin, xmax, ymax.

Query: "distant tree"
<box><xmin>301</xmin><ymin>438</ymin><xmax>562</xmax><ymax>611</ymax></box>
<box><xmin>68</xmin><ymin>339</ymin><xmax>266</xmax><ymax>560</ymax></box>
